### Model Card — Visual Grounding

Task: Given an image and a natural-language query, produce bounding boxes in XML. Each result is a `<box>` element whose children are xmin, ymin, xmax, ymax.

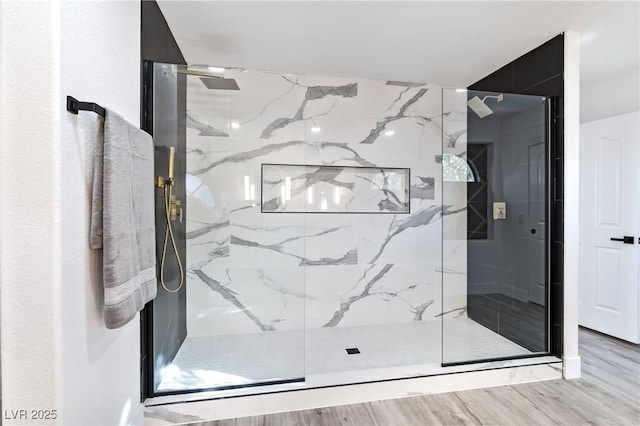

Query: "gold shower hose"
<box><xmin>160</xmin><ymin>182</ymin><xmax>185</xmax><ymax>293</ymax></box>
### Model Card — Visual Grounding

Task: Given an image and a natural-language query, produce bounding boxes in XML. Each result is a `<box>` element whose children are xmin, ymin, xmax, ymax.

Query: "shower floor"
<box><xmin>157</xmin><ymin>319</ymin><xmax>530</xmax><ymax>392</ymax></box>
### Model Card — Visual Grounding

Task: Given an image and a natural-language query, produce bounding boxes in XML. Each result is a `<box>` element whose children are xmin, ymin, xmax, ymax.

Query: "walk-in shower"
<box><xmin>143</xmin><ymin>62</ymin><xmax>553</xmax><ymax>400</ymax></box>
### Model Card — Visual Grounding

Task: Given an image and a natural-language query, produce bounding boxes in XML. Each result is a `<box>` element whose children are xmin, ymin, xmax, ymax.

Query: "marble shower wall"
<box><xmin>441</xmin><ymin>89</ymin><xmax>471</xmax><ymax>327</ymax></box>
<box><xmin>184</xmin><ymin>69</ymin><xmax>467</xmax><ymax>337</ymax></box>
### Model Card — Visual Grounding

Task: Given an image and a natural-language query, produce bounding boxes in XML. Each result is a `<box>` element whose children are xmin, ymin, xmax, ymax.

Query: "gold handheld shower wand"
<box><xmin>157</xmin><ymin>146</ymin><xmax>185</xmax><ymax>293</ymax></box>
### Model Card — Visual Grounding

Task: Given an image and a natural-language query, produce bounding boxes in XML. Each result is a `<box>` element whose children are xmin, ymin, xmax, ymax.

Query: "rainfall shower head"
<box><xmin>176</xmin><ymin>67</ymin><xmax>240</xmax><ymax>90</ymax></box>
<box><xmin>199</xmin><ymin>77</ymin><xmax>240</xmax><ymax>91</ymax></box>
<box><xmin>467</xmin><ymin>94</ymin><xmax>504</xmax><ymax>118</ymax></box>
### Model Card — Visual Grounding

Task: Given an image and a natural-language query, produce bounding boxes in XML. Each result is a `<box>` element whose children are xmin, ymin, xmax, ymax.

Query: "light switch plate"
<box><xmin>493</xmin><ymin>202</ymin><xmax>507</xmax><ymax>220</ymax></box>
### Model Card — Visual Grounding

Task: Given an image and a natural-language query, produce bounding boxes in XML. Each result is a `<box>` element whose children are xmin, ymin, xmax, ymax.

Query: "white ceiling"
<box><xmin>158</xmin><ymin>1</ymin><xmax>639</xmax><ymax>88</ymax></box>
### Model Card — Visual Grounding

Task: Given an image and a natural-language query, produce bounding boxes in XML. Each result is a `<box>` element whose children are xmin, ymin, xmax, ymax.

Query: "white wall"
<box><xmin>60</xmin><ymin>1</ymin><xmax>142</xmax><ymax>424</ymax></box>
<box><xmin>563</xmin><ymin>31</ymin><xmax>581</xmax><ymax>380</ymax></box>
<box><xmin>0</xmin><ymin>0</ymin><xmax>4</xmax><ymax>396</ymax></box>
<box><xmin>580</xmin><ymin>67</ymin><xmax>640</xmax><ymax>123</ymax></box>
<box><xmin>1</xmin><ymin>1</ymin><xmax>63</xmax><ymax>420</ymax></box>
<box><xmin>1</xmin><ymin>1</ymin><xmax>143</xmax><ymax>424</ymax></box>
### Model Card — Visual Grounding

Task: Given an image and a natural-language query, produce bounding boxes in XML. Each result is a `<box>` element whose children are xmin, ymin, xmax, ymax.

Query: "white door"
<box><xmin>528</xmin><ymin>143</ymin><xmax>546</xmax><ymax>305</ymax></box>
<box><xmin>580</xmin><ymin>111</ymin><xmax>640</xmax><ymax>343</ymax></box>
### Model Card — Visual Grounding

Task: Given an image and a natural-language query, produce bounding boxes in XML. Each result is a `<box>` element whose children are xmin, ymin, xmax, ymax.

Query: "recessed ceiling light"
<box><xmin>384</xmin><ymin>130</ymin><xmax>395</xmax><ymax>136</ymax></box>
<box><xmin>208</xmin><ymin>66</ymin><xmax>225</xmax><ymax>73</ymax></box>
<box><xmin>230</xmin><ymin>122</ymin><xmax>240</xmax><ymax>129</ymax></box>
<box><xmin>456</xmin><ymin>89</ymin><xmax>468</xmax><ymax>93</ymax></box>
<box><xmin>311</xmin><ymin>127</ymin><xmax>321</xmax><ymax>133</ymax></box>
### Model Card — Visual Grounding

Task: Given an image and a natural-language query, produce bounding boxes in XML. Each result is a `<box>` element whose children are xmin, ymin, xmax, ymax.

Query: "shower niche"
<box><xmin>261</xmin><ymin>164</ymin><xmax>410</xmax><ymax>213</ymax></box>
<box><xmin>144</xmin><ymin>62</ymin><xmax>553</xmax><ymax>400</ymax></box>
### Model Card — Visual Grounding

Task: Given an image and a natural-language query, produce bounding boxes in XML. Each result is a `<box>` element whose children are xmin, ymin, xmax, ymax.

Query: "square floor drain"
<box><xmin>345</xmin><ymin>347</ymin><xmax>360</xmax><ymax>355</ymax></box>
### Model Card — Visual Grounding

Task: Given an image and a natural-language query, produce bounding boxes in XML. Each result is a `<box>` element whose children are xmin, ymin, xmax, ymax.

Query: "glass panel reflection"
<box><xmin>442</xmin><ymin>88</ymin><xmax>549</xmax><ymax>365</ymax></box>
<box><xmin>153</xmin><ymin>63</ymin><xmax>306</xmax><ymax>393</ymax></box>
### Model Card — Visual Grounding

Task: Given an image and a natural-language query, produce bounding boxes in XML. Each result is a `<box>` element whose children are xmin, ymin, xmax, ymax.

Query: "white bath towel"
<box><xmin>90</xmin><ymin>109</ymin><xmax>157</xmax><ymax>329</ymax></box>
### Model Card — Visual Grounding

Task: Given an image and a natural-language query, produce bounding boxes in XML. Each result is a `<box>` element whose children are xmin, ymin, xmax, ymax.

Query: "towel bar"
<box><xmin>66</xmin><ymin>96</ymin><xmax>106</xmax><ymax>117</ymax></box>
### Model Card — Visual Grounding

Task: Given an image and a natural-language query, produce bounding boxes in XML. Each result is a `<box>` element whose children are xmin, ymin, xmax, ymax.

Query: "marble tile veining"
<box><xmin>191</xmin><ymin>140</ymin><xmax>305</xmax><ymax>176</ymax></box>
<box><xmin>187</xmin><ymin>110</ymin><xmax>229</xmax><ymax>137</ymax></box>
<box><xmin>359</xmin><ymin>88</ymin><xmax>429</xmax><ymax>144</ymax></box>
<box><xmin>260</xmin><ymin>82</ymin><xmax>358</xmax><ymax>139</ymax></box>
<box><xmin>183</xmin><ymin>68</ymin><xmax>466</xmax><ymax>340</ymax></box>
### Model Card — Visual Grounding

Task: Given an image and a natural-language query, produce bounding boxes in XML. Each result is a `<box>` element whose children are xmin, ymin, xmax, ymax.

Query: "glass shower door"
<box><xmin>441</xmin><ymin>88</ymin><xmax>549</xmax><ymax>365</ymax></box>
<box><xmin>150</xmin><ymin>63</ymin><xmax>306</xmax><ymax>394</ymax></box>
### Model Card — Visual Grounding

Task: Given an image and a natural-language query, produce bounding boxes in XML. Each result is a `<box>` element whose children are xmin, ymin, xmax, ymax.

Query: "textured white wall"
<box><xmin>563</xmin><ymin>31</ymin><xmax>581</xmax><ymax>380</ymax></box>
<box><xmin>1</xmin><ymin>1</ymin><xmax>63</xmax><ymax>420</ymax></box>
<box><xmin>59</xmin><ymin>1</ymin><xmax>142</xmax><ymax>424</ymax></box>
<box><xmin>0</xmin><ymin>0</ymin><xmax>3</xmax><ymax>393</ymax></box>
<box><xmin>580</xmin><ymin>67</ymin><xmax>640</xmax><ymax>123</ymax></box>
<box><xmin>1</xmin><ymin>1</ymin><xmax>143</xmax><ymax>424</ymax></box>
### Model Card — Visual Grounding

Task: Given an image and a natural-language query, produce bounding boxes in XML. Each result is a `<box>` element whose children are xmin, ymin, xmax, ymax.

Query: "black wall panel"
<box><xmin>141</xmin><ymin>0</ymin><xmax>186</xmax><ymax>65</ymax></box>
<box><xmin>469</xmin><ymin>34</ymin><xmax>564</xmax><ymax>358</ymax></box>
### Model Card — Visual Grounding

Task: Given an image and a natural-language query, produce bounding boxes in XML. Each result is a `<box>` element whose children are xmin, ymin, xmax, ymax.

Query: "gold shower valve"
<box><xmin>169</xmin><ymin>195</ymin><xmax>181</xmax><ymax>221</ymax></box>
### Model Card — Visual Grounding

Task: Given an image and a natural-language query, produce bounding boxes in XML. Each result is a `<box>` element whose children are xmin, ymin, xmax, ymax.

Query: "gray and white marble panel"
<box><xmin>184</xmin><ymin>69</ymin><xmax>468</xmax><ymax>338</ymax></box>
<box><xmin>305</xmin><ymin>263</ymin><xmax>439</xmax><ymax>329</ymax></box>
<box><xmin>187</xmin><ymin>266</ymin><xmax>306</xmax><ymax>337</ymax></box>
<box><xmin>440</xmin><ymin>89</ymin><xmax>469</xmax><ymax>317</ymax></box>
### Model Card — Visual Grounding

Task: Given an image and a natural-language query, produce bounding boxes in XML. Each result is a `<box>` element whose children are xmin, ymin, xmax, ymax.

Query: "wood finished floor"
<box><xmin>189</xmin><ymin>327</ymin><xmax>639</xmax><ymax>426</ymax></box>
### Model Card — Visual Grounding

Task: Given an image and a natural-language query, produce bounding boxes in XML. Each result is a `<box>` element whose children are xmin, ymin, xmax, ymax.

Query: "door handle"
<box><xmin>610</xmin><ymin>236</ymin><xmax>634</xmax><ymax>244</ymax></box>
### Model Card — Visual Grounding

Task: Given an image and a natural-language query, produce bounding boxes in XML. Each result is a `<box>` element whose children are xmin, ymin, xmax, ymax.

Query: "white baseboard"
<box><xmin>129</xmin><ymin>402</ymin><xmax>145</xmax><ymax>426</ymax></box>
<box><xmin>562</xmin><ymin>355</ymin><xmax>581</xmax><ymax>379</ymax></box>
<box><xmin>144</xmin><ymin>362</ymin><xmax>563</xmax><ymax>423</ymax></box>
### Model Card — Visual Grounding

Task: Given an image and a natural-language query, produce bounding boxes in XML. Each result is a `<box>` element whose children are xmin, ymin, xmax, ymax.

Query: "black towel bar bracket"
<box><xmin>66</xmin><ymin>96</ymin><xmax>106</xmax><ymax>117</ymax></box>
